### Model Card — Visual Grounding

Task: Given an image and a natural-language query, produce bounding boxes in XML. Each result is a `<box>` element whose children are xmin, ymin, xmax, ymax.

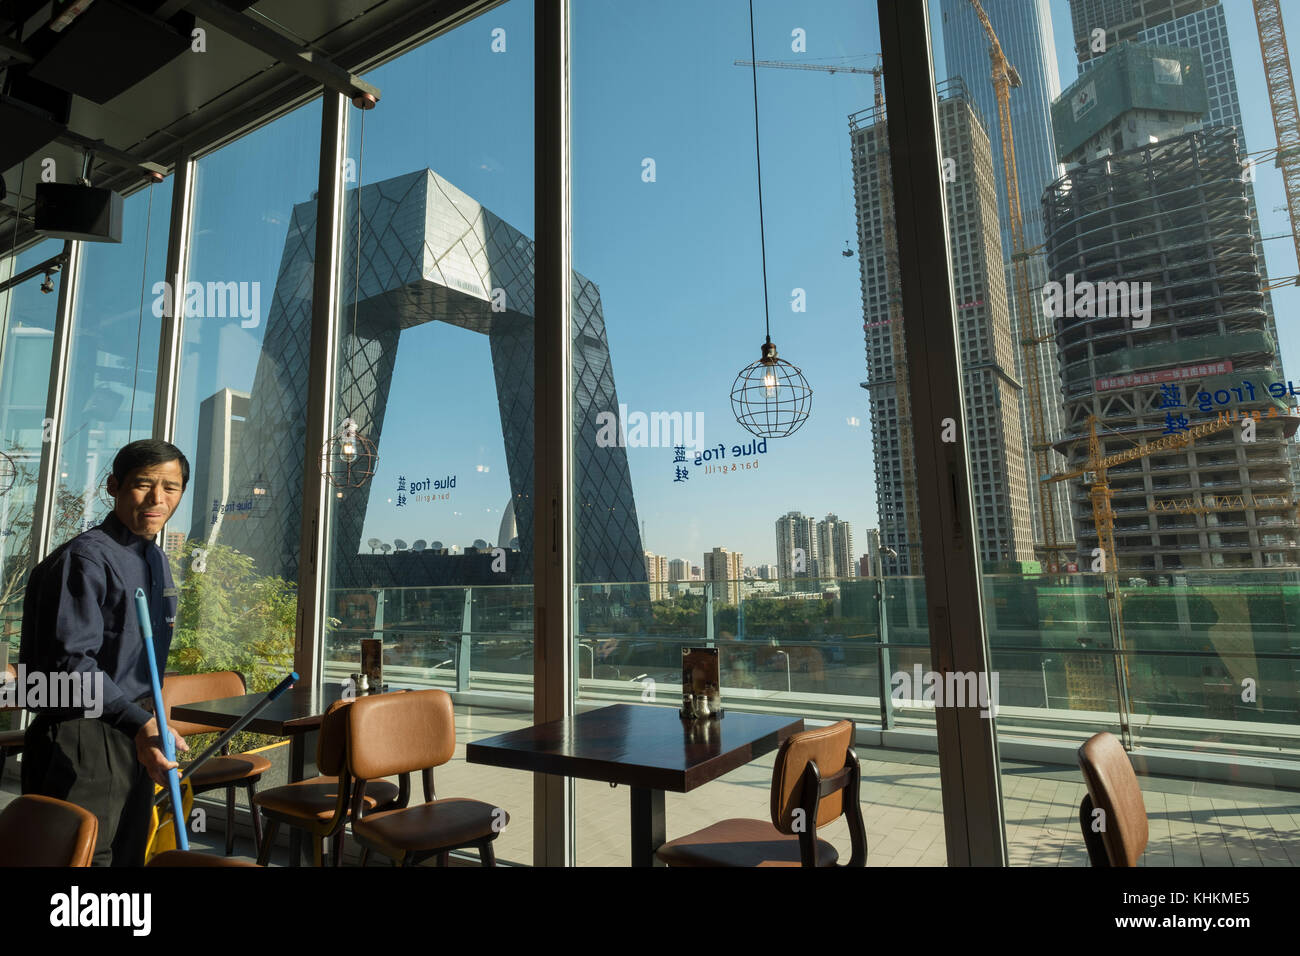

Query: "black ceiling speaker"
<box><xmin>35</xmin><ymin>182</ymin><xmax>123</xmax><ymax>242</ymax></box>
<box><xmin>27</xmin><ymin>0</ymin><xmax>196</xmax><ymax>105</ymax></box>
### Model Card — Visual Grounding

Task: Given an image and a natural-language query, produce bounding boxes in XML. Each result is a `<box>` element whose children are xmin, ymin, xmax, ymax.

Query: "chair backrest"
<box><xmin>2</xmin><ymin>663</ymin><xmax>18</xmax><ymax>713</ymax></box>
<box><xmin>345</xmin><ymin>689</ymin><xmax>456</xmax><ymax>782</ymax></box>
<box><xmin>1076</xmin><ymin>731</ymin><xmax>1148</xmax><ymax>866</ymax></box>
<box><xmin>770</xmin><ymin>720</ymin><xmax>852</xmax><ymax>832</ymax></box>
<box><xmin>316</xmin><ymin>698</ymin><xmax>354</xmax><ymax>776</ymax></box>
<box><xmin>0</xmin><ymin>794</ymin><xmax>98</xmax><ymax>866</ymax></box>
<box><xmin>163</xmin><ymin>671</ymin><xmax>247</xmax><ymax>736</ymax></box>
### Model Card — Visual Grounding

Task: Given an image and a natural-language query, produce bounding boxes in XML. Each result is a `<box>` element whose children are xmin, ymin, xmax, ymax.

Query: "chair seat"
<box><xmin>189</xmin><ymin>753</ymin><xmax>273</xmax><ymax>789</ymax></box>
<box><xmin>0</xmin><ymin>728</ymin><xmax>24</xmax><ymax>751</ymax></box>
<box><xmin>656</xmin><ymin>818</ymin><xmax>839</xmax><ymax>867</ymax></box>
<box><xmin>352</xmin><ymin>798</ymin><xmax>504</xmax><ymax>852</ymax></box>
<box><xmin>253</xmin><ymin>777</ymin><xmax>399</xmax><ymax>822</ymax></box>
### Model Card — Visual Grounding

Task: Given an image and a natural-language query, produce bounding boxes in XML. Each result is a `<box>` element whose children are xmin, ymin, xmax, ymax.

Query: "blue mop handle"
<box><xmin>136</xmin><ymin>587</ymin><xmax>188</xmax><ymax>851</ymax></box>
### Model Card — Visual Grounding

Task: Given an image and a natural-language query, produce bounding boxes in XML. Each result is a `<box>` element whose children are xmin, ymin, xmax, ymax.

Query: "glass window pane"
<box><xmin>572</xmin><ymin>0</ymin><xmax>943</xmax><ymax>866</ymax></box>
<box><xmin>167</xmin><ymin>102</ymin><xmax>321</xmax><ymax>767</ymax></box>
<box><xmin>0</xmin><ymin>240</ymin><xmax>63</xmax><ymax>664</ymax></box>
<box><xmin>52</xmin><ymin>180</ymin><xmax>173</xmax><ymax>548</ymax></box>
<box><xmin>932</xmin><ymin>0</ymin><xmax>1300</xmax><ymax>866</ymax></box>
<box><xmin>322</xmin><ymin>1</ymin><xmax>536</xmax><ymax>866</ymax></box>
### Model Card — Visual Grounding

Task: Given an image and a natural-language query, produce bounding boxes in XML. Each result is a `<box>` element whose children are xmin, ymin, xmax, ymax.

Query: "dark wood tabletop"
<box><xmin>466</xmin><ymin>703</ymin><xmax>804</xmax><ymax>793</ymax></box>
<box><xmin>170</xmin><ymin>682</ymin><xmax>358</xmax><ymax>736</ymax></box>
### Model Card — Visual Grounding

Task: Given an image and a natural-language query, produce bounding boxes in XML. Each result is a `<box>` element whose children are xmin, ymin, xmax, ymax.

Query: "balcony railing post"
<box><xmin>458</xmin><ymin>587</ymin><xmax>472</xmax><ymax>692</ymax></box>
<box><xmin>877</xmin><ymin>558</ymin><xmax>894</xmax><ymax>731</ymax></box>
<box><xmin>1106</xmin><ymin>574</ymin><xmax>1134</xmax><ymax>749</ymax></box>
<box><xmin>372</xmin><ymin>587</ymin><xmax>385</xmax><ymax>643</ymax></box>
<box><xmin>705</xmin><ymin>581</ymin><xmax>714</xmax><ymax>647</ymax></box>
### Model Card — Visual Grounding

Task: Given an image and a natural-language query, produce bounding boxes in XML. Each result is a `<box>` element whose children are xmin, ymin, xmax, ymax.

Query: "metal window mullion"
<box><xmin>154</xmin><ymin>153</ymin><xmax>195</xmax><ymax>445</ymax></box>
<box><xmin>32</xmin><ymin>239</ymin><xmax>80</xmax><ymax>561</ymax></box>
<box><xmin>534</xmin><ymin>0</ymin><xmax>574</xmax><ymax>868</ymax></box>
<box><xmin>878</xmin><ymin>0</ymin><xmax>1007</xmax><ymax>866</ymax></box>
<box><xmin>295</xmin><ymin>90</ymin><xmax>348</xmax><ymax>697</ymax></box>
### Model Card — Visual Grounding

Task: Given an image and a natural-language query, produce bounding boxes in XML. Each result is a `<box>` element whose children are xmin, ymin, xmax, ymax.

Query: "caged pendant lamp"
<box><xmin>730</xmin><ymin>0</ymin><xmax>812</xmax><ymax>439</ymax></box>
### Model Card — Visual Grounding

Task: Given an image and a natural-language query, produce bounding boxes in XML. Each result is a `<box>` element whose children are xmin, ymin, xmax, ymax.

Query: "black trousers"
<box><xmin>22</xmin><ymin>715</ymin><xmax>154</xmax><ymax>867</ymax></box>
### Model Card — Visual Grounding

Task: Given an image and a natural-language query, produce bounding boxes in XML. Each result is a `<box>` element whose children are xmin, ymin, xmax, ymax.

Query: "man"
<box><xmin>20</xmin><ymin>439</ymin><xmax>190</xmax><ymax>866</ymax></box>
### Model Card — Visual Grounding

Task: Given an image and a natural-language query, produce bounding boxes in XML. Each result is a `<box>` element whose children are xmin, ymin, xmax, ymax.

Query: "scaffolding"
<box><xmin>1042</xmin><ymin>127</ymin><xmax>1300</xmax><ymax>570</ymax></box>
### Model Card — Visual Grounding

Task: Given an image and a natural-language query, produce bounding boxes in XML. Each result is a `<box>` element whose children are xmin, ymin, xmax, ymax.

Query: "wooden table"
<box><xmin>171</xmin><ymin>681</ymin><xmax>359</xmax><ymax>866</ymax></box>
<box><xmin>466</xmin><ymin>703</ymin><xmax>804</xmax><ymax>866</ymax></box>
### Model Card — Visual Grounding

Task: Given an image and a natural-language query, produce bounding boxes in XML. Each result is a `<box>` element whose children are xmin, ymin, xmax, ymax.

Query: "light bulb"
<box><xmin>763</xmin><ymin>371</ymin><xmax>777</xmax><ymax>397</ymax></box>
<box><xmin>340</xmin><ymin>439</ymin><xmax>357</xmax><ymax>463</ymax></box>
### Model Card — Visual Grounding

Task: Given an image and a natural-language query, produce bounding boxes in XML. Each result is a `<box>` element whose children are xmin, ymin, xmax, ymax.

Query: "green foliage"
<box><xmin>167</xmin><ymin>540</ymin><xmax>296</xmax><ymax>758</ymax></box>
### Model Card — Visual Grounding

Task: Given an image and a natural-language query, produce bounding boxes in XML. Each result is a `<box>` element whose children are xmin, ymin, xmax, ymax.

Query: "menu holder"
<box><xmin>680</xmin><ymin>647</ymin><xmax>723</xmax><ymax>720</ymax></box>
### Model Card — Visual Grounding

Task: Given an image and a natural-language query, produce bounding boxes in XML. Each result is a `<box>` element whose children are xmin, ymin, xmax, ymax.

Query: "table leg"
<box><xmin>289</xmin><ymin>730</ymin><xmax>319</xmax><ymax>867</ymax></box>
<box><xmin>630</xmin><ymin>787</ymin><xmax>665</xmax><ymax>868</ymax></box>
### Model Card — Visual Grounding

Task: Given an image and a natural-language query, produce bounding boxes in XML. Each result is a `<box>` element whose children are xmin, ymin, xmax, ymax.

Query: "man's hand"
<box><xmin>134</xmin><ymin>718</ymin><xmax>189</xmax><ymax>787</ymax></box>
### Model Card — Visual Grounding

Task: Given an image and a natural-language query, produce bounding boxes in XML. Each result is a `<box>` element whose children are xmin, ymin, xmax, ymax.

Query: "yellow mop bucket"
<box><xmin>145</xmin><ymin>778</ymin><xmax>195</xmax><ymax>862</ymax></box>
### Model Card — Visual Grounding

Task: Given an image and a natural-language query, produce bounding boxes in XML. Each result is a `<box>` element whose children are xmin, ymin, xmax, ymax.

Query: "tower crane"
<box><xmin>1043</xmin><ymin>414</ymin><xmax>1239</xmax><ymax>575</ymax></box>
<box><xmin>1251</xmin><ymin>0</ymin><xmax>1300</xmax><ymax>283</ymax></box>
<box><xmin>966</xmin><ymin>0</ymin><xmax>1068</xmax><ymax>567</ymax></box>
<box><xmin>738</xmin><ymin>57</ymin><xmax>922</xmax><ymax>570</ymax></box>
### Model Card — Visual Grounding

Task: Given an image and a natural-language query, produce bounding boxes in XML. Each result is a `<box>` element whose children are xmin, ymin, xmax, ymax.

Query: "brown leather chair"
<box><xmin>252</xmin><ymin>698</ymin><xmax>399</xmax><ymax>866</ymax></box>
<box><xmin>163</xmin><ymin>671</ymin><xmax>273</xmax><ymax>856</ymax></box>
<box><xmin>1077</xmin><ymin>731</ymin><xmax>1148</xmax><ymax>866</ymax></box>
<box><xmin>0</xmin><ymin>663</ymin><xmax>24</xmax><ymax>783</ymax></box>
<box><xmin>0</xmin><ymin>794</ymin><xmax>98</xmax><ymax>866</ymax></box>
<box><xmin>147</xmin><ymin>849</ymin><xmax>261</xmax><ymax>867</ymax></box>
<box><xmin>657</xmin><ymin>719</ymin><xmax>867</xmax><ymax>867</ymax></box>
<box><xmin>345</xmin><ymin>689</ymin><xmax>506</xmax><ymax>867</ymax></box>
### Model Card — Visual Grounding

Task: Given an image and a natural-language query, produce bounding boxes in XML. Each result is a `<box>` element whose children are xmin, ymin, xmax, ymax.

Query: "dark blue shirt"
<box><xmin>19</xmin><ymin>511</ymin><xmax>177</xmax><ymax>737</ymax></box>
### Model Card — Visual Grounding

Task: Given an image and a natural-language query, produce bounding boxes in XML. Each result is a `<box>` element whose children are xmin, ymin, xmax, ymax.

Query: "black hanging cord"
<box><xmin>748</xmin><ymin>0</ymin><xmax>772</xmax><ymax>343</ymax></box>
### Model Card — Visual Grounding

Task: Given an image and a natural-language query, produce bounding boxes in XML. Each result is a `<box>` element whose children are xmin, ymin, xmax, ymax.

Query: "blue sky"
<box><xmin>101</xmin><ymin>0</ymin><xmax>1300</xmax><ymax>574</ymax></box>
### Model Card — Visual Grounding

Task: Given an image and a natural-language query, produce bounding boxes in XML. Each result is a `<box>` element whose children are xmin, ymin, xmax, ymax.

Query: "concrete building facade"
<box><xmin>853</xmin><ymin>79</ymin><xmax>1037</xmax><ymax>574</ymax></box>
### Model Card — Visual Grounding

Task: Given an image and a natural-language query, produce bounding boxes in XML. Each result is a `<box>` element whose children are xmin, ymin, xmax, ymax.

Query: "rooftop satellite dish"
<box><xmin>412</xmin><ymin>539</ymin><xmax>426</xmax><ymax>552</ymax></box>
<box><xmin>473</xmin><ymin>538</ymin><xmax>488</xmax><ymax>550</ymax></box>
<box><xmin>431</xmin><ymin>541</ymin><xmax>443</xmax><ymax>550</ymax></box>
<box><xmin>380</xmin><ymin>543</ymin><xmax>391</xmax><ymax>554</ymax></box>
<box><xmin>394</xmin><ymin>538</ymin><xmax>408</xmax><ymax>551</ymax></box>
<box><xmin>367</xmin><ymin>537</ymin><xmax>381</xmax><ymax>553</ymax></box>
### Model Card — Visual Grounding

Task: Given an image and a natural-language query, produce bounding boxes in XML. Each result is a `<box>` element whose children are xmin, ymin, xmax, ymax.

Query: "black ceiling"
<box><xmin>0</xmin><ymin>0</ymin><xmax>496</xmax><ymax>254</ymax></box>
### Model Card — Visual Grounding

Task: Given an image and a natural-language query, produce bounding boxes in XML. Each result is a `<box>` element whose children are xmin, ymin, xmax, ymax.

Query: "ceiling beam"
<box><xmin>182</xmin><ymin>0</ymin><xmax>381</xmax><ymax>103</ymax></box>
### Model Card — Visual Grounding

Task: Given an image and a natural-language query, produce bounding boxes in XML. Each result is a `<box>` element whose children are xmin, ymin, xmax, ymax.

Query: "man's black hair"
<box><xmin>112</xmin><ymin>439</ymin><xmax>189</xmax><ymax>490</ymax></box>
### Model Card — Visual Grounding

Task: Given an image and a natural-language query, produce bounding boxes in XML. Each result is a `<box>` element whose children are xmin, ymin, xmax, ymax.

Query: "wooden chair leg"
<box><xmin>480</xmin><ymin>839</ymin><xmax>496</xmax><ymax>867</ymax></box>
<box><xmin>225</xmin><ymin>785</ymin><xmax>237</xmax><ymax>856</ymax></box>
<box><xmin>359</xmin><ymin>846</ymin><xmax>370</xmax><ymax>867</ymax></box>
<box><xmin>312</xmin><ymin>836</ymin><xmax>325</xmax><ymax>867</ymax></box>
<box><xmin>256</xmin><ymin>818</ymin><xmax>279</xmax><ymax>867</ymax></box>
<box><xmin>332</xmin><ymin>828</ymin><xmax>345</xmax><ymax>867</ymax></box>
<box><xmin>437</xmin><ymin>850</ymin><xmax>450</xmax><ymax>867</ymax></box>
<box><xmin>246</xmin><ymin>781</ymin><xmax>263</xmax><ymax>850</ymax></box>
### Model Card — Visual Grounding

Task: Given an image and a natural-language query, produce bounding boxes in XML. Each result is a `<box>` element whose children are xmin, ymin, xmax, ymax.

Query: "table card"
<box><xmin>680</xmin><ymin>647</ymin><xmax>723</xmax><ymax>720</ymax></box>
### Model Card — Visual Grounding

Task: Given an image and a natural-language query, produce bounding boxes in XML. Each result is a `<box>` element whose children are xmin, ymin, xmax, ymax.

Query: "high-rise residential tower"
<box><xmin>816</xmin><ymin>514</ymin><xmax>857</xmax><ymax>581</ymax></box>
<box><xmin>775</xmin><ymin>511</ymin><xmax>819</xmax><ymax>591</ymax></box>
<box><xmin>702</xmin><ymin>547</ymin><xmax>743</xmax><ymax>605</ymax></box>
<box><xmin>940</xmin><ymin>0</ymin><xmax>1073</xmax><ymax>551</ymax></box>
<box><xmin>853</xmin><ymin>79</ymin><xmax>1037</xmax><ymax>574</ymax></box>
